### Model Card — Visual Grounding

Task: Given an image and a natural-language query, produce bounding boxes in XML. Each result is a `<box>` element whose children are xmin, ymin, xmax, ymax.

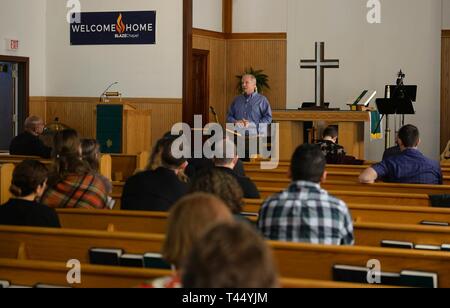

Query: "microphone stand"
<box><xmin>99</xmin><ymin>82</ymin><xmax>118</xmax><ymax>102</ymax></box>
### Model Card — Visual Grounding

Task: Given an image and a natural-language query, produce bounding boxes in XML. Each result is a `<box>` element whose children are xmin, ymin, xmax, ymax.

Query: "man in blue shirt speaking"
<box><xmin>227</xmin><ymin>74</ymin><xmax>273</xmax><ymax>137</ymax></box>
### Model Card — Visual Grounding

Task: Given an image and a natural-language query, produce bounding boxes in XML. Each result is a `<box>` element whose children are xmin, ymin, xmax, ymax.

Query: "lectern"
<box><xmin>96</xmin><ymin>104</ymin><xmax>152</xmax><ymax>155</ymax></box>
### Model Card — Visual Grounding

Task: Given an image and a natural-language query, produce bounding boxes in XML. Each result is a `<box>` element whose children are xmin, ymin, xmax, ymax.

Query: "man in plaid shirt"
<box><xmin>257</xmin><ymin>144</ymin><xmax>354</xmax><ymax>245</ymax></box>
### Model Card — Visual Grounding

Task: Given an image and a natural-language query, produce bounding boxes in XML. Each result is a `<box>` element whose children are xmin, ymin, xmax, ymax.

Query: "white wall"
<box><xmin>193</xmin><ymin>0</ymin><xmax>222</xmax><ymax>32</ymax></box>
<box><xmin>287</xmin><ymin>0</ymin><xmax>442</xmax><ymax>160</ymax></box>
<box><xmin>45</xmin><ymin>0</ymin><xmax>182</xmax><ymax>98</ymax></box>
<box><xmin>232</xmin><ymin>0</ymin><xmax>287</xmax><ymax>33</ymax></box>
<box><xmin>443</xmin><ymin>0</ymin><xmax>450</xmax><ymax>29</ymax></box>
<box><xmin>0</xmin><ymin>0</ymin><xmax>47</xmax><ymax>96</ymax></box>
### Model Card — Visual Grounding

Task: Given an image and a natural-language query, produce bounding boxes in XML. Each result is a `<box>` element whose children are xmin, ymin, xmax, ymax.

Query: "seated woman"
<box><xmin>182</xmin><ymin>222</ymin><xmax>279</xmax><ymax>288</ymax></box>
<box><xmin>140</xmin><ymin>193</ymin><xmax>233</xmax><ymax>288</ymax></box>
<box><xmin>189</xmin><ymin>168</ymin><xmax>247</xmax><ymax>221</ymax></box>
<box><xmin>121</xmin><ymin>136</ymin><xmax>189</xmax><ymax>212</ymax></box>
<box><xmin>147</xmin><ymin>133</ymin><xmax>189</xmax><ymax>183</ymax></box>
<box><xmin>81</xmin><ymin>139</ymin><xmax>112</xmax><ymax>194</ymax></box>
<box><xmin>40</xmin><ymin>129</ymin><xmax>109</xmax><ymax>209</ymax></box>
<box><xmin>0</xmin><ymin>160</ymin><xmax>60</xmax><ymax>228</ymax></box>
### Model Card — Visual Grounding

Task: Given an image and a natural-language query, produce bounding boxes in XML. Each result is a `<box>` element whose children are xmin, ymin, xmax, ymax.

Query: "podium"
<box><xmin>273</xmin><ymin>110</ymin><xmax>370</xmax><ymax>161</ymax></box>
<box><xmin>96</xmin><ymin>104</ymin><xmax>151</xmax><ymax>155</ymax></box>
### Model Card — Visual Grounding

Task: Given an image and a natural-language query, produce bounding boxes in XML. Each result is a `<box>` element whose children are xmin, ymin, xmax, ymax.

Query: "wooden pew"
<box><xmin>110</xmin><ymin>152</ymin><xmax>149</xmax><ymax>182</ymax></box>
<box><xmin>0</xmin><ymin>258</ymin><xmax>171</xmax><ymax>288</ymax></box>
<box><xmin>57</xmin><ymin>209</ymin><xmax>168</xmax><ymax>233</ymax></box>
<box><xmin>0</xmin><ymin>155</ymin><xmax>112</xmax><ymax>184</ymax></box>
<box><xmin>0</xmin><ymin>164</ymin><xmax>14</xmax><ymax>204</ymax></box>
<box><xmin>112</xmin><ymin>183</ymin><xmax>431</xmax><ymax>209</ymax></box>
<box><xmin>354</xmin><ymin>222</ymin><xmax>450</xmax><ymax>247</ymax></box>
<box><xmin>244</xmin><ymin>201</ymin><xmax>450</xmax><ymax>225</ymax></box>
<box><xmin>55</xmin><ymin>209</ymin><xmax>450</xmax><ymax>249</ymax></box>
<box><xmin>0</xmin><ymin>154</ymin><xmax>51</xmax><ymax>163</ymax></box>
<box><xmin>245</xmin><ymin>167</ymin><xmax>450</xmax><ymax>185</ymax></box>
<box><xmin>250</xmin><ymin>178</ymin><xmax>450</xmax><ymax>196</ymax></box>
<box><xmin>0</xmin><ymin>258</ymin><xmax>378</xmax><ymax>289</ymax></box>
<box><xmin>249</xmin><ymin>188</ymin><xmax>431</xmax><ymax>206</ymax></box>
<box><xmin>0</xmin><ymin>226</ymin><xmax>448</xmax><ymax>287</ymax></box>
<box><xmin>244</xmin><ymin>162</ymin><xmax>450</xmax><ymax>178</ymax></box>
<box><xmin>350</xmin><ymin>204</ymin><xmax>450</xmax><ymax>225</ymax></box>
<box><xmin>57</xmin><ymin>205</ymin><xmax>450</xmax><ymax>234</ymax></box>
<box><xmin>270</xmin><ymin>241</ymin><xmax>450</xmax><ymax>287</ymax></box>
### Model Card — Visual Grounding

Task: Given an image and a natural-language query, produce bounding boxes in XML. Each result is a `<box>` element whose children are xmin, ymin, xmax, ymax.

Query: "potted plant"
<box><xmin>236</xmin><ymin>67</ymin><xmax>270</xmax><ymax>94</ymax></box>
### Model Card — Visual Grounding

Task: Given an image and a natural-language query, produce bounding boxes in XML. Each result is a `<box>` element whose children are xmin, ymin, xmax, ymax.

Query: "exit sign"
<box><xmin>6</xmin><ymin>39</ymin><xmax>19</xmax><ymax>51</ymax></box>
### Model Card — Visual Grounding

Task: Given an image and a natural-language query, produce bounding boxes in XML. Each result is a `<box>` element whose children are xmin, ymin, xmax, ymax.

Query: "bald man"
<box><xmin>9</xmin><ymin>116</ymin><xmax>52</xmax><ymax>158</ymax></box>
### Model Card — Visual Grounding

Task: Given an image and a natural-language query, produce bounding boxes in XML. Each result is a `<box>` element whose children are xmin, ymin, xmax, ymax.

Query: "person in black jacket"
<box><xmin>213</xmin><ymin>138</ymin><xmax>260</xmax><ymax>199</ymax></box>
<box><xmin>121</xmin><ymin>137</ymin><xmax>189</xmax><ymax>212</ymax></box>
<box><xmin>0</xmin><ymin>160</ymin><xmax>60</xmax><ymax>228</ymax></box>
<box><xmin>9</xmin><ymin>116</ymin><xmax>52</xmax><ymax>158</ymax></box>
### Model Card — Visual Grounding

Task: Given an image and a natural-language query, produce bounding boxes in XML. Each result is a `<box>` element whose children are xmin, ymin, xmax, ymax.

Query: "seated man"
<box><xmin>257</xmin><ymin>144</ymin><xmax>354</xmax><ymax>245</ymax></box>
<box><xmin>360</xmin><ymin>124</ymin><xmax>442</xmax><ymax>185</ymax></box>
<box><xmin>213</xmin><ymin>138</ymin><xmax>260</xmax><ymax>199</ymax></box>
<box><xmin>9</xmin><ymin>116</ymin><xmax>52</xmax><ymax>158</ymax></box>
<box><xmin>315</xmin><ymin>126</ymin><xmax>346</xmax><ymax>164</ymax></box>
<box><xmin>227</xmin><ymin>74</ymin><xmax>273</xmax><ymax>160</ymax></box>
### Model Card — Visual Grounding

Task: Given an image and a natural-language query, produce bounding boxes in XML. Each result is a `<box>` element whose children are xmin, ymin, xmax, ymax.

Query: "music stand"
<box><xmin>385</xmin><ymin>85</ymin><xmax>417</xmax><ymax>126</ymax></box>
<box><xmin>376</xmin><ymin>97</ymin><xmax>415</xmax><ymax>150</ymax></box>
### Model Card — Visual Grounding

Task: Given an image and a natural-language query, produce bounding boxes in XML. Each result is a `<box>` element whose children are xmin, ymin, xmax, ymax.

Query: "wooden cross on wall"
<box><xmin>300</xmin><ymin>42</ymin><xmax>340</xmax><ymax>109</ymax></box>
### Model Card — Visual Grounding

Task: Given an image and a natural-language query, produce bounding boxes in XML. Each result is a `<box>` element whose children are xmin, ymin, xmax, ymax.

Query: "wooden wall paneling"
<box><xmin>29</xmin><ymin>97</ymin><xmax>47</xmax><ymax>122</ymax></box>
<box><xmin>226</xmin><ymin>38</ymin><xmax>287</xmax><ymax>111</ymax></box>
<box><xmin>193</xmin><ymin>33</ymin><xmax>227</xmax><ymax>126</ymax></box>
<box><xmin>441</xmin><ymin>31</ymin><xmax>450</xmax><ymax>152</ymax></box>
<box><xmin>44</xmin><ymin>97</ymin><xmax>182</xmax><ymax>151</ymax></box>
<box><xmin>131</xmin><ymin>100</ymin><xmax>182</xmax><ymax>146</ymax></box>
<box><xmin>46</xmin><ymin>98</ymin><xmax>97</xmax><ymax>139</ymax></box>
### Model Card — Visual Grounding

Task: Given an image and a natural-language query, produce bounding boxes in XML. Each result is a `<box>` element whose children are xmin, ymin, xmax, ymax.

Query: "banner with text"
<box><xmin>70</xmin><ymin>11</ymin><xmax>156</xmax><ymax>45</ymax></box>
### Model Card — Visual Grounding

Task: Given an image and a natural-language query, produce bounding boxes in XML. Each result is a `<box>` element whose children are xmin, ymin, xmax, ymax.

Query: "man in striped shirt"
<box><xmin>257</xmin><ymin>144</ymin><xmax>354</xmax><ymax>245</ymax></box>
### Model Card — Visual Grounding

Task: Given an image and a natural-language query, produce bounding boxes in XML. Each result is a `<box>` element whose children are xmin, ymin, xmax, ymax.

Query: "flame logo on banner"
<box><xmin>116</xmin><ymin>14</ymin><xmax>126</xmax><ymax>34</ymax></box>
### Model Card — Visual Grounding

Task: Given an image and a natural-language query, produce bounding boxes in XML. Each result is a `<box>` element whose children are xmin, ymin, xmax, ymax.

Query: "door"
<box><xmin>0</xmin><ymin>62</ymin><xmax>17</xmax><ymax>150</ymax></box>
<box><xmin>192</xmin><ymin>49</ymin><xmax>209</xmax><ymax>125</ymax></box>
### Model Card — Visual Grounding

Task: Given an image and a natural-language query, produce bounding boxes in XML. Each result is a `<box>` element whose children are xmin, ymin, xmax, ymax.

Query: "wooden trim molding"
<box><xmin>443</xmin><ymin>30</ymin><xmax>450</xmax><ymax>38</ymax></box>
<box><xmin>193</xmin><ymin>28</ymin><xmax>226</xmax><ymax>40</ymax></box>
<box><xmin>43</xmin><ymin>97</ymin><xmax>182</xmax><ymax>105</ymax></box>
<box><xmin>193</xmin><ymin>29</ymin><xmax>287</xmax><ymax>41</ymax></box>
<box><xmin>226</xmin><ymin>33</ymin><xmax>287</xmax><ymax>40</ymax></box>
<box><xmin>183</xmin><ymin>0</ymin><xmax>194</xmax><ymax>127</ymax></box>
<box><xmin>223</xmin><ymin>0</ymin><xmax>233</xmax><ymax>34</ymax></box>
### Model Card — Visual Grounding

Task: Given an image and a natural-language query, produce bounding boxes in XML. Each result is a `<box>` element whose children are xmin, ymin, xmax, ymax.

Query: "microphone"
<box><xmin>209</xmin><ymin>106</ymin><xmax>220</xmax><ymax>123</ymax></box>
<box><xmin>99</xmin><ymin>82</ymin><xmax>118</xmax><ymax>102</ymax></box>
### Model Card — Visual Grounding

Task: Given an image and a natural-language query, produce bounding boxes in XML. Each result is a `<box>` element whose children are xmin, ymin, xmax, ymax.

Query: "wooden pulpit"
<box><xmin>96</xmin><ymin>104</ymin><xmax>152</xmax><ymax>155</ymax></box>
<box><xmin>273</xmin><ymin>110</ymin><xmax>370</xmax><ymax>161</ymax></box>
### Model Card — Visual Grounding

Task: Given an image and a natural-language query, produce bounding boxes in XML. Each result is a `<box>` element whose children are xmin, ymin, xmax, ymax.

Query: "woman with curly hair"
<box><xmin>189</xmin><ymin>168</ymin><xmax>244</xmax><ymax>217</ymax></box>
